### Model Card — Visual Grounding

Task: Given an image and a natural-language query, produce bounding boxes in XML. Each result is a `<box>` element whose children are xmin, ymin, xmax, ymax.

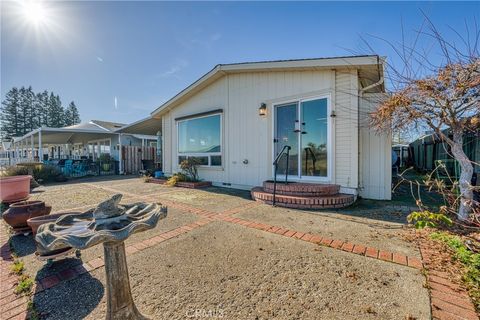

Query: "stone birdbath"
<box><xmin>35</xmin><ymin>194</ymin><xmax>167</xmax><ymax>320</ymax></box>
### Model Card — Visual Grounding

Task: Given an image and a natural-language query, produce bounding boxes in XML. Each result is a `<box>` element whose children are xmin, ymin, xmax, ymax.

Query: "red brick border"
<box><xmin>419</xmin><ymin>245</ymin><xmax>478</xmax><ymax>320</ymax></box>
<box><xmin>220</xmin><ymin>215</ymin><xmax>423</xmax><ymax>269</ymax></box>
<box><xmin>32</xmin><ymin>219</ymin><xmax>211</xmax><ymax>294</ymax></box>
<box><xmin>0</xmin><ymin>227</ymin><xmax>29</xmax><ymax>320</ymax></box>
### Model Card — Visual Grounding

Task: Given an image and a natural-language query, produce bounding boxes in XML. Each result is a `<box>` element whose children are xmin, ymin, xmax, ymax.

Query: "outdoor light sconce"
<box><xmin>259</xmin><ymin>103</ymin><xmax>267</xmax><ymax>117</ymax></box>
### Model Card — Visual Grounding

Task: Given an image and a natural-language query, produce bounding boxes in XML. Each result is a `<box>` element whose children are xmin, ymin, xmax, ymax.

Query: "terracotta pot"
<box><xmin>28</xmin><ymin>211</ymin><xmax>80</xmax><ymax>235</ymax></box>
<box><xmin>0</xmin><ymin>175</ymin><xmax>31</xmax><ymax>202</ymax></box>
<box><xmin>2</xmin><ymin>201</ymin><xmax>51</xmax><ymax>230</ymax></box>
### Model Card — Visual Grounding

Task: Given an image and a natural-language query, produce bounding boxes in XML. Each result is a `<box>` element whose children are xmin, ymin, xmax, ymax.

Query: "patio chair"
<box><xmin>63</xmin><ymin>159</ymin><xmax>73</xmax><ymax>176</ymax></box>
<box><xmin>72</xmin><ymin>160</ymin><xmax>89</xmax><ymax>177</ymax></box>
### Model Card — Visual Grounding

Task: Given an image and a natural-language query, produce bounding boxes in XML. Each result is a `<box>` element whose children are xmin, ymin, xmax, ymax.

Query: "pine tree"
<box><xmin>37</xmin><ymin>90</ymin><xmax>49</xmax><ymax>127</ymax></box>
<box><xmin>64</xmin><ymin>101</ymin><xmax>81</xmax><ymax>126</ymax></box>
<box><xmin>1</xmin><ymin>88</ymin><xmax>79</xmax><ymax>139</ymax></box>
<box><xmin>26</xmin><ymin>86</ymin><xmax>37</xmax><ymax>132</ymax></box>
<box><xmin>1</xmin><ymin>87</ymin><xmax>21</xmax><ymax>139</ymax></box>
<box><xmin>47</xmin><ymin>93</ymin><xmax>64</xmax><ymax>127</ymax></box>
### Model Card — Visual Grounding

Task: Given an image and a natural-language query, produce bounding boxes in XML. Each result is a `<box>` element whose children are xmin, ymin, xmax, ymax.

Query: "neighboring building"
<box><xmin>8</xmin><ymin>120</ymin><xmax>158</xmax><ymax>173</ymax></box>
<box><xmin>119</xmin><ymin>55</ymin><xmax>392</xmax><ymax>202</ymax></box>
<box><xmin>409</xmin><ymin>129</ymin><xmax>480</xmax><ymax>177</ymax></box>
<box><xmin>392</xmin><ymin>144</ymin><xmax>410</xmax><ymax>168</ymax></box>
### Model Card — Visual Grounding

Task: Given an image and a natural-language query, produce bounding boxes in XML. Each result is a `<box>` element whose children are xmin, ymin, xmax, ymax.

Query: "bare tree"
<box><xmin>370</xmin><ymin>15</ymin><xmax>480</xmax><ymax>222</ymax></box>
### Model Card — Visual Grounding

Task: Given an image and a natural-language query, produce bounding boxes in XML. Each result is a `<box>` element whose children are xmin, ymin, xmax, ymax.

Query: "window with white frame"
<box><xmin>177</xmin><ymin>113</ymin><xmax>222</xmax><ymax>166</ymax></box>
<box><xmin>88</xmin><ymin>138</ymin><xmax>111</xmax><ymax>160</ymax></box>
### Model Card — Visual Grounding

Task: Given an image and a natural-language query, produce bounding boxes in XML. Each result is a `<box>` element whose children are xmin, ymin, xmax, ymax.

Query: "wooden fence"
<box><xmin>122</xmin><ymin>146</ymin><xmax>161</xmax><ymax>174</ymax></box>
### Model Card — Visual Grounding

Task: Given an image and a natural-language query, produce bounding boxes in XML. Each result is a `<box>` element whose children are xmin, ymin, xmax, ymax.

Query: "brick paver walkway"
<box><xmin>0</xmin><ymin>227</ymin><xmax>29</xmax><ymax>319</ymax></box>
<box><xmin>1</xmin><ymin>182</ymin><xmax>478</xmax><ymax>320</ymax></box>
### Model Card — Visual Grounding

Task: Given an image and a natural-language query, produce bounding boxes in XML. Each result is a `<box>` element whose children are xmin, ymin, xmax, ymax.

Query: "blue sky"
<box><xmin>1</xmin><ymin>1</ymin><xmax>479</xmax><ymax>125</ymax></box>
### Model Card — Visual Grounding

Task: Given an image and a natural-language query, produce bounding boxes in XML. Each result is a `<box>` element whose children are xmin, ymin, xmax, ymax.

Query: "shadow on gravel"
<box><xmin>33</xmin><ymin>272</ymin><xmax>104</xmax><ymax>320</ymax></box>
<box><xmin>35</xmin><ymin>256</ymin><xmax>83</xmax><ymax>280</ymax></box>
<box><xmin>10</xmin><ymin>233</ymin><xmax>36</xmax><ymax>257</ymax></box>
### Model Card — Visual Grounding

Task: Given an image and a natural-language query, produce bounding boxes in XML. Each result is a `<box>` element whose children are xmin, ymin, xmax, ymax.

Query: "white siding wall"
<box><xmin>334</xmin><ymin>70</ymin><xmax>359</xmax><ymax>191</ymax></box>
<box><xmin>162</xmin><ymin>69</ymin><xmax>366</xmax><ymax>193</ymax></box>
<box><xmin>358</xmin><ymin>93</ymin><xmax>392</xmax><ymax>200</ymax></box>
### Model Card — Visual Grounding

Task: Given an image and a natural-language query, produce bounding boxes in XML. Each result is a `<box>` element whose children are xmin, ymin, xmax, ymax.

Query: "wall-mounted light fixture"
<box><xmin>259</xmin><ymin>103</ymin><xmax>267</xmax><ymax>117</ymax></box>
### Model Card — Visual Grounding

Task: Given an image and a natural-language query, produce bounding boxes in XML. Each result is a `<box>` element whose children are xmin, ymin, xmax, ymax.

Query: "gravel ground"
<box><xmin>10</xmin><ymin>206</ymin><xmax>198</xmax><ymax>279</ymax></box>
<box><xmin>153</xmin><ymin>186</ymin><xmax>252</xmax><ymax>212</ymax></box>
<box><xmin>32</xmin><ymin>222</ymin><xmax>430</xmax><ymax>320</ymax></box>
<box><xmin>3</xmin><ymin>177</ymin><xmax>430</xmax><ymax>319</ymax></box>
<box><xmin>88</xmin><ymin>180</ymin><xmax>178</xmax><ymax>196</ymax></box>
<box><xmin>29</xmin><ymin>185</ymin><xmax>116</xmax><ymax>212</ymax></box>
<box><xmin>235</xmin><ymin>204</ymin><xmax>421</xmax><ymax>258</ymax></box>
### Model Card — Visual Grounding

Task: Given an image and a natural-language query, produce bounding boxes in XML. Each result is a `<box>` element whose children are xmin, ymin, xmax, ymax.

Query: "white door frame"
<box><xmin>271</xmin><ymin>94</ymin><xmax>332</xmax><ymax>182</ymax></box>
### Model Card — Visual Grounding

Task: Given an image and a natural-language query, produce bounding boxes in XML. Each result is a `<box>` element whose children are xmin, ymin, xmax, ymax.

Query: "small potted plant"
<box><xmin>98</xmin><ymin>154</ymin><xmax>112</xmax><ymax>172</ymax></box>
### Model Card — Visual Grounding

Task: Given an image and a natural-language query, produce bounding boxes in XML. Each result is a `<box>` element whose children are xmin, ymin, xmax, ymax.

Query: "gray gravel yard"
<box><xmin>235</xmin><ymin>205</ymin><xmax>421</xmax><ymax>258</ymax></box>
<box><xmin>3</xmin><ymin>176</ymin><xmax>431</xmax><ymax>319</ymax></box>
<box><xmin>32</xmin><ymin>222</ymin><xmax>430</xmax><ymax>320</ymax></box>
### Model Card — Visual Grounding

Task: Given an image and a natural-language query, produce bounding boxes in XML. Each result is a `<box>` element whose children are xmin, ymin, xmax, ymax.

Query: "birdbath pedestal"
<box><xmin>35</xmin><ymin>194</ymin><xmax>167</xmax><ymax>320</ymax></box>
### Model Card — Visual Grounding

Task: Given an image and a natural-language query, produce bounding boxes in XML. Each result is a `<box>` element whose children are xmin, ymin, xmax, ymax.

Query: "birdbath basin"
<box><xmin>35</xmin><ymin>194</ymin><xmax>167</xmax><ymax>320</ymax></box>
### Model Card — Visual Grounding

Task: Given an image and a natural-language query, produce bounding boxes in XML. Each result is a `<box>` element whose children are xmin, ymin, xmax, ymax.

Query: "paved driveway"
<box><xmin>6</xmin><ymin>176</ymin><xmax>430</xmax><ymax>319</ymax></box>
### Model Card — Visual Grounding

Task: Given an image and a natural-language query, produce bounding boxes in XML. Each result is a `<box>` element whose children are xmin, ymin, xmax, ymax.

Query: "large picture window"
<box><xmin>177</xmin><ymin>113</ymin><xmax>222</xmax><ymax>166</ymax></box>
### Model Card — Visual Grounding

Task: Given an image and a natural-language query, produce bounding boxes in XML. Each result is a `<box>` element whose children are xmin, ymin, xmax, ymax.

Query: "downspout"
<box><xmin>358</xmin><ymin>61</ymin><xmax>384</xmax><ymax>195</ymax></box>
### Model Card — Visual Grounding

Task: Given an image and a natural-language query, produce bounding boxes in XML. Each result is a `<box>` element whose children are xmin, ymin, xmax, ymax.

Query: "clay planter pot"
<box><xmin>0</xmin><ymin>175</ymin><xmax>31</xmax><ymax>203</ymax></box>
<box><xmin>2</xmin><ymin>201</ymin><xmax>51</xmax><ymax>230</ymax></box>
<box><xmin>28</xmin><ymin>211</ymin><xmax>81</xmax><ymax>235</ymax></box>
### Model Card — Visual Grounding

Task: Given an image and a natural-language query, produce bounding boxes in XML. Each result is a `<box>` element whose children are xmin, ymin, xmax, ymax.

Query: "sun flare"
<box><xmin>21</xmin><ymin>1</ymin><xmax>48</xmax><ymax>26</ymax></box>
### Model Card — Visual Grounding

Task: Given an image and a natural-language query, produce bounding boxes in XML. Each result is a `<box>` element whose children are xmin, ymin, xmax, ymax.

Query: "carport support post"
<box><xmin>38</xmin><ymin>130</ymin><xmax>43</xmax><ymax>162</ymax></box>
<box><xmin>30</xmin><ymin>134</ymin><xmax>34</xmax><ymax>161</ymax></box>
<box><xmin>118</xmin><ymin>134</ymin><xmax>123</xmax><ymax>174</ymax></box>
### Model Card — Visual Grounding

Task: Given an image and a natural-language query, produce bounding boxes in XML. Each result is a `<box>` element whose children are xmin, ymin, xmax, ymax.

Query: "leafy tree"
<box><xmin>370</xmin><ymin>19</ymin><xmax>479</xmax><ymax>222</ymax></box>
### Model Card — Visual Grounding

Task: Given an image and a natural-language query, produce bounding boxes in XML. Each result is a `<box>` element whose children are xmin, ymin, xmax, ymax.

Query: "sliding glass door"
<box><xmin>274</xmin><ymin>96</ymin><xmax>330</xmax><ymax>180</ymax></box>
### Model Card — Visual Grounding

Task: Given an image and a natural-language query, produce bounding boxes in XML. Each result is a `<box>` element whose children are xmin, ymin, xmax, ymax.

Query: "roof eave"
<box><xmin>150</xmin><ymin>55</ymin><xmax>384</xmax><ymax>117</ymax></box>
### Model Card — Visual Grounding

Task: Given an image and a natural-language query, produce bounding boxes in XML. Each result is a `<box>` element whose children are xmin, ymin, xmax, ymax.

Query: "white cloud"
<box><xmin>96</xmin><ymin>56</ymin><xmax>103</xmax><ymax>62</ymax></box>
<box><xmin>210</xmin><ymin>33</ymin><xmax>221</xmax><ymax>42</ymax></box>
<box><xmin>114</xmin><ymin>96</ymin><xmax>118</xmax><ymax>109</ymax></box>
<box><xmin>158</xmin><ymin>59</ymin><xmax>188</xmax><ymax>78</ymax></box>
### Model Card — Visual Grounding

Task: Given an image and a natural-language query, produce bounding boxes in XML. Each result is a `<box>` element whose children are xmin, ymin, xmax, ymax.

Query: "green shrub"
<box><xmin>15</xmin><ymin>275</ymin><xmax>33</xmax><ymax>294</ymax></box>
<box><xmin>407</xmin><ymin>210</ymin><xmax>453</xmax><ymax>229</ymax></box>
<box><xmin>2</xmin><ymin>164</ymin><xmax>65</xmax><ymax>183</ymax></box>
<box><xmin>179</xmin><ymin>157</ymin><xmax>201</xmax><ymax>182</ymax></box>
<box><xmin>10</xmin><ymin>260</ymin><xmax>24</xmax><ymax>275</ymax></box>
<box><xmin>97</xmin><ymin>153</ymin><xmax>112</xmax><ymax>163</ymax></box>
<box><xmin>33</xmin><ymin>165</ymin><xmax>65</xmax><ymax>182</ymax></box>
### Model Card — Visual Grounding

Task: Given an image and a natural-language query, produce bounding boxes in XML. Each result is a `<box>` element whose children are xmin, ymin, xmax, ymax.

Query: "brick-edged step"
<box><xmin>262</xmin><ymin>181</ymin><xmax>340</xmax><ymax>197</ymax></box>
<box><xmin>251</xmin><ymin>187</ymin><xmax>355</xmax><ymax>209</ymax></box>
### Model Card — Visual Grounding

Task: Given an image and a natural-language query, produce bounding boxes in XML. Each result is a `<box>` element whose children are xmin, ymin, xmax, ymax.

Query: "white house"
<box><xmin>119</xmin><ymin>55</ymin><xmax>392</xmax><ymax>206</ymax></box>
